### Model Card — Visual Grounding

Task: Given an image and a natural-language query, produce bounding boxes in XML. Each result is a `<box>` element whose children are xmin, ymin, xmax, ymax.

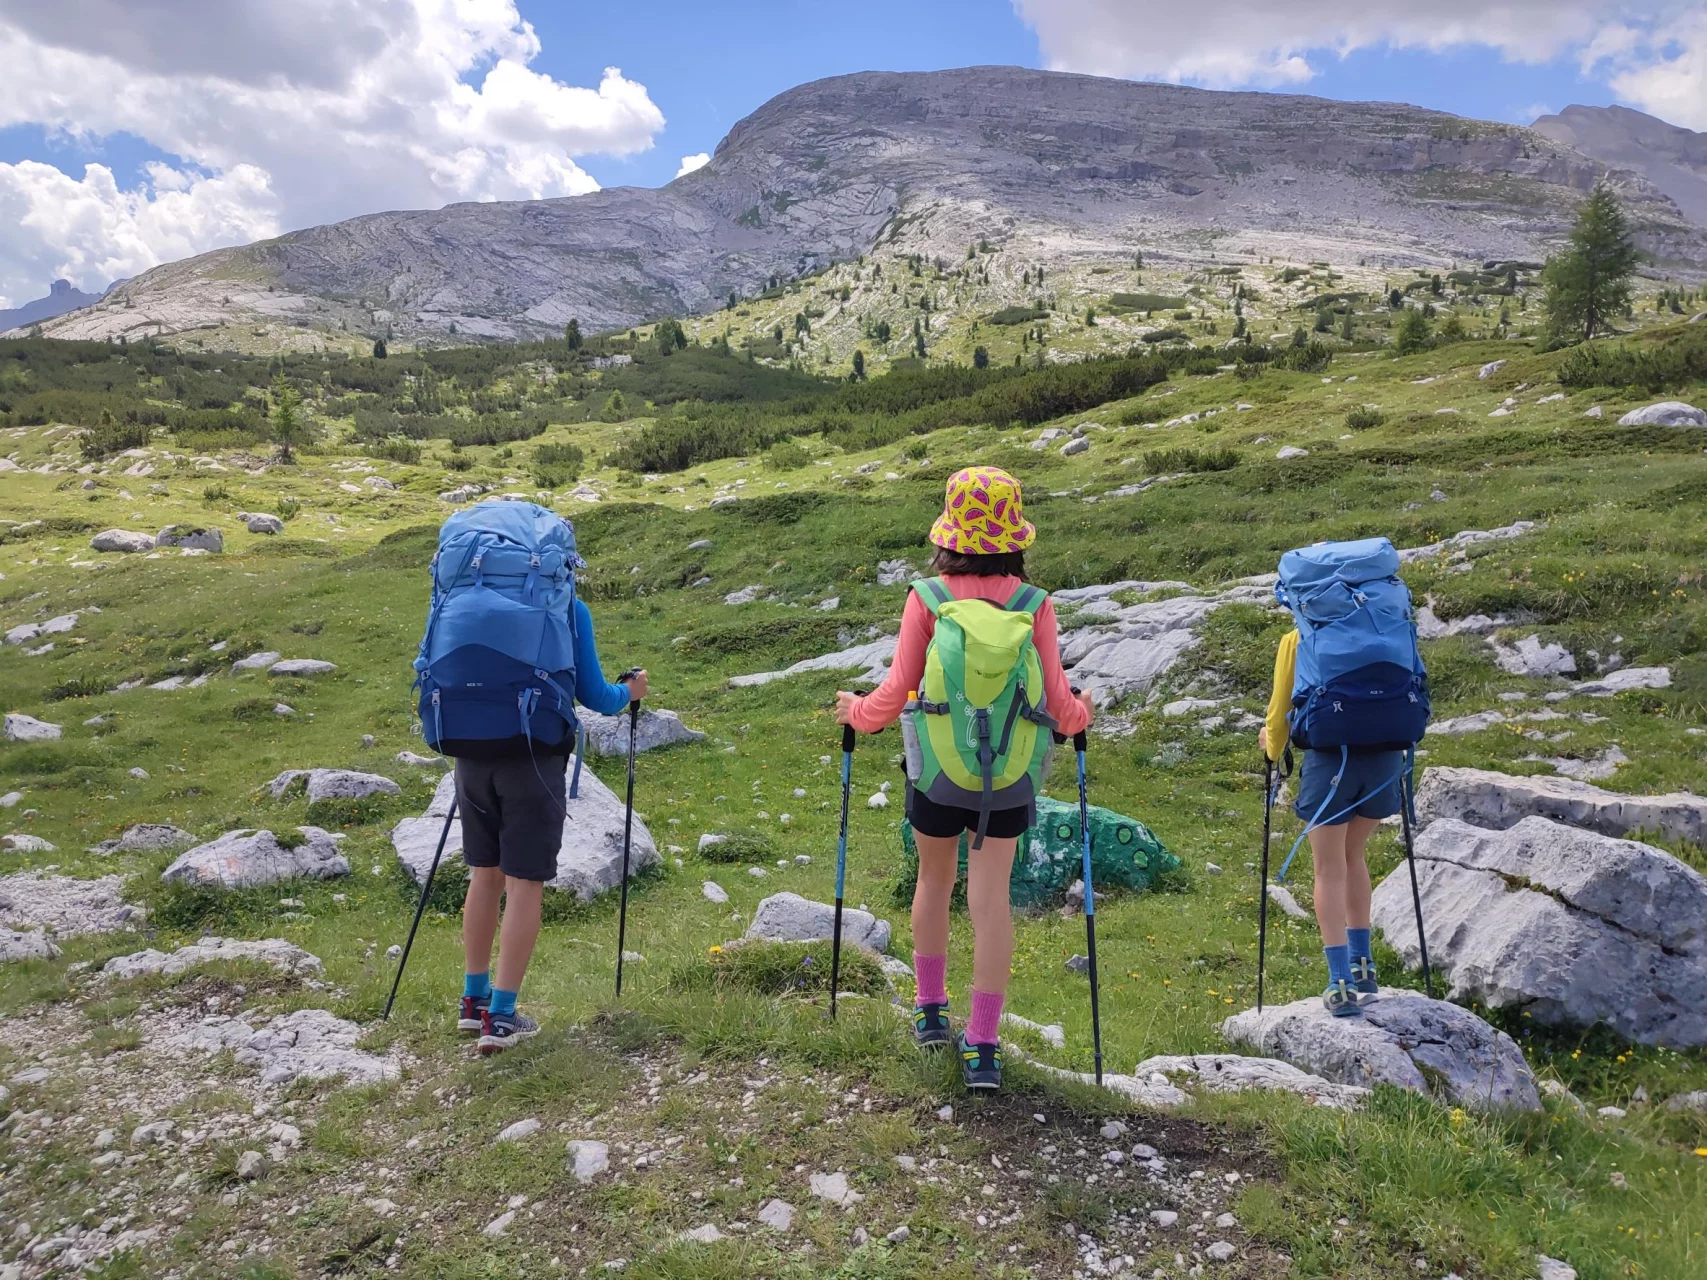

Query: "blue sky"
<box><xmin>0</xmin><ymin>1</ymin><xmax>1695</xmax><ymax>307</ymax></box>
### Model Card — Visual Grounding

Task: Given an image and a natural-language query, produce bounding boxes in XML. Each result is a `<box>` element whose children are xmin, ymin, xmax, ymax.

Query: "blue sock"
<box><xmin>463</xmin><ymin>971</ymin><xmax>491</xmax><ymax>1001</ymax></box>
<box><xmin>489</xmin><ymin>987</ymin><xmax>518</xmax><ymax>1018</ymax></box>
<box><xmin>1346</xmin><ymin>928</ymin><xmax>1372</xmax><ymax>962</ymax></box>
<box><xmin>1324</xmin><ymin>944</ymin><xmax>1352</xmax><ymax>986</ymax></box>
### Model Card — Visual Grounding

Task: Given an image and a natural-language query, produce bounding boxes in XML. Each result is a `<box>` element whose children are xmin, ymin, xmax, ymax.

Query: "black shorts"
<box><xmin>454</xmin><ymin>755</ymin><xmax>566</xmax><ymax>882</ymax></box>
<box><xmin>908</xmin><ymin>789</ymin><xmax>1032</xmax><ymax>840</ymax></box>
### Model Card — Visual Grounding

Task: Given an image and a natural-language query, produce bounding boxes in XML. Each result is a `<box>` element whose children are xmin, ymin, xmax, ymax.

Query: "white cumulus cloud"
<box><xmin>675</xmin><ymin>152</ymin><xmax>711</xmax><ymax>178</ymax></box>
<box><xmin>0</xmin><ymin>0</ymin><xmax>666</xmax><ymax>308</ymax></box>
<box><xmin>1012</xmin><ymin>0</ymin><xmax>1704</xmax><ymax>124</ymax></box>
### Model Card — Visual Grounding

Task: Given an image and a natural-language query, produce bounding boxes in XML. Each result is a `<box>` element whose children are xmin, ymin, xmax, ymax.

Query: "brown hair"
<box><xmin>929</xmin><ymin>546</ymin><xmax>1028</xmax><ymax>580</ymax></box>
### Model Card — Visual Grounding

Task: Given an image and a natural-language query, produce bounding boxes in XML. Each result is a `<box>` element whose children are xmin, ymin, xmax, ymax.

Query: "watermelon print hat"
<box><xmin>928</xmin><ymin>466</ymin><xmax>1036</xmax><ymax>554</ymax></box>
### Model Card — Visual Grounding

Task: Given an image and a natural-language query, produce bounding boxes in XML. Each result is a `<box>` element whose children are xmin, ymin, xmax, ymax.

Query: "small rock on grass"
<box><xmin>809</xmin><ymin>1171</ymin><xmax>863</xmax><ymax>1207</ymax></box>
<box><xmin>1150</xmin><ymin>1210</ymin><xmax>1178</xmax><ymax>1227</ymax></box>
<box><xmin>568</xmin><ymin>1140</ymin><xmax>609</xmax><ymax>1183</ymax></box>
<box><xmin>496</xmin><ymin>1118</ymin><xmax>541</xmax><ymax>1143</ymax></box>
<box><xmin>1206</xmin><ymin>1241</ymin><xmax>1236</xmax><ymax>1262</ymax></box>
<box><xmin>886</xmin><ymin>1225</ymin><xmax>911</xmax><ymax>1244</ymax></box>
<box><xmin>236</xmin><ymin>1150</ymin><xmax>268</xmax><ymax>1180</ymax></box>
<box><xmin>483</xmin><ymin>1211</ymin><xmax>515</xmax><ymax>1237</ymax></box>
<box><xmin>681</xmin><ymin>1224</ymin><xmax>724</xmax><ymax>1244</ymax></box>
<box><xmin>1537</xmin><ymin>1256</ymin><xmax>1578</xmax><ymax>1280</ymax></box>
<box><xmin>756</xmin><ymin>1199</ymin><xmax>795</xmax><ymax>1231</ymax></box>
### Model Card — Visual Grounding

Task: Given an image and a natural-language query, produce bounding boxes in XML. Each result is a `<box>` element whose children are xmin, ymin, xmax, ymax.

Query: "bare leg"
<box><xmin>911</xmin><ymin>833</ymin><xmax>960</xmax><ymax>958</ymax></box>
<box><xmin>494</xmin><ymin>877</ymin><xmax>545</xmax><ymax>993</ymax></box>
<box><xmin>462</xmin><ymin>865</ymin><xmax>504</xmax><ymax>975</ymax></box>
<box><xmin>965</xmin><ymin>836</ymin><xmax>1020</xmax><ymax>996</ymax></box>
<box><xmin>1342</xmin><ymin>815</ymin><xmax>1380</xmax><ymax>931</ymax></box>
<box><xmin>1308</xmin><ymin>824</ymin><xmax>1349</xmax><ymax>948</ymax></box>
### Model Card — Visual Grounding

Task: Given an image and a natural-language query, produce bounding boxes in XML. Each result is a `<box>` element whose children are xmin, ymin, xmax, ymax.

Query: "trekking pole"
<box><xmin>1257</xmin><ymin>756</ymin><xmax>1273</xmax><ymax>1013</ymax></box>
<box><xmin>383</xmin><ymin>799</ymin><xmax>458</xmax><ymax>1022</ymax></box>
<box><xmin>614</xmin><ymin>671</ymin><xmax>643</xmax><ymax>998</ymax></box>
<box><xmin>1398</xmin><ymin>767</ymin><xmax>1434</xmax><ymax>999</ymax></box>
<box><xmin>829</xmin><ymin>719</ymin><xmax>856</xmax><ymax>1020</ymax></box>
<box><xmin>1071</xmin><ymin>712</ymin><xmax>1105</xmax><ymax>1085</ymax></box>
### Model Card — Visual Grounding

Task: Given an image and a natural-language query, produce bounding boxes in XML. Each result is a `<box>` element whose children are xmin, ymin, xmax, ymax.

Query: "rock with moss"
<box><xmin>161</xmin><ymin>827</ymin><xmax>348</xmax><ymax>889</ymax></box>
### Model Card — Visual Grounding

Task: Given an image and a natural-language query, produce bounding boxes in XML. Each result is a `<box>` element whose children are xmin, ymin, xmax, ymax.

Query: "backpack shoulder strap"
<box><xmin>1003</xmin><ymin>583</ymin><xmax>1046</xmax><ymax>618</ymax></box>
<box><xmin>911</xmin><ymin>577</ymin><xmax>953</xmax><ymax>617</ymax></box>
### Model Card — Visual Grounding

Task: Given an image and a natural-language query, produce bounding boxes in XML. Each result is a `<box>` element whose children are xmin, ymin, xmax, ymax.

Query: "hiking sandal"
<box><xmin>959</xmin><ymin>1034</ymin><xmax>1003</xmax><ymax>1091</ymax></box>
<box><xmin>1349</xmin><ymin>955</ymin><xmax>1380</xmax><ymax>1003</ymax></box>
<box><xmin>1321</xmin><ymin>980</ymin><xmax>1362</xmax><ymax>1018</ymax></box>
<box><xmin>913</xmin><ymin>1003</ymin><xmax>952</xmax><ymax>1048</ymax></box>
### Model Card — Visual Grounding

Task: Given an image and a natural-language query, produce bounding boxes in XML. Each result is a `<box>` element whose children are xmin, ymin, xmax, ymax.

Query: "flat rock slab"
<box><xmin>1617</xmin><ymin>401</ymin><xmax>1705</xmax><ymax>427</ymax></box>
<box><xmin>165</xmin><ymin>1008</ymin><xmax>397</xmax><ymax>1087</ymax></box>
<box><xmin>231</xmin><ymin>651</ymin><xmax>282</xmax><ymax>674</ymax></box>
<box><xmin>1222</xmin><ymin>992</ymin><xmax>1541</xmax><ymax>1112</ymax></box>
<box><xmin>742</xmin><ymin>891</ymin><xmax>891</xmax><ymax>953</ymax></box>
<box><xmin>392</xmin><ymin>765</ymin><xmax>660</xmax><ymax>901</ymax></box>
<box><xmin>730</xmin><ymin>636</ymin><xmax>897</xmax><ymax>688</ymax></box>
<box><xmin>89</xmin><ymin>824</ymin><xmax>197</xmax><ymax>855</ymax></box>
<box><xmin>1570</xmin><ymin>666</ymin><xmax>1670</xmax><ymax>696</ymax></box>
<box><xmin>0</xmin><ymin>873</ymin><xmax>143</xmax><ymax>937</ymax></box>
<box><xmin>162</xmin><ymin>827</ymin><xmax>349</xmax><ymax>889</ymax></box>
<box><xmin>269</xmin><ymin>659</ymin><xmax>337</xmax><ymax>677</ymax></box>
<box><xmin>3</xmin><ymin>713</ymin><xmax>62</xmax><ymax>742</ymax></box>
<box><xmin>1414</xmin><ymin>765</ymin><xmax>1707</xmax><ymax>846</ymax></box>
<box><xmin>1</xmin><ymin>929</ymin><xmax>60</xmax><ymax>962</ymax></box>
<box><xmin>301</xmin><ymin>769</ymin><xmax>400</xmax><ymax>803</ymax></box>
<box><xmin>1134</xmin><ymin>1054</ymin><xmax>1370</xmax><ymax>1109</ymax></box>
<box><xmin>4</xmin><ymin>613</ymin><xmax>80</xmax><ymax>646</ymax></box>
<box><xmin>106</xmin><ymin>937</ymin><xmax>324</xmax><ymax>981</ymax></box>
<box><xmin>1372</xmin><ymin>816</ymin><xmax>1707</xmax><ymax>1047</ymax></box>
<box><xmin>579</xmin><ymin>708</ymin><xmax>707</xmax><ymax>756</ymax></box>
<box><xmin>1493</xmin><ymin>634</ymin><xmax>1576</xmax><ymax>677</ymax></box>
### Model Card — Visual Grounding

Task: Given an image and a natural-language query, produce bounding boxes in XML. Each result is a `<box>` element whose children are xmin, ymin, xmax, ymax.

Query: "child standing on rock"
<box><xmin>1258</xmin><ymin>537</ymin><xmax>1430</xmax><ymax>1018</ymax></box>
<box><xmin>836</xmin><ymin>467</ymin><xmax>1093</xmax><ymax>1090</ymax></box>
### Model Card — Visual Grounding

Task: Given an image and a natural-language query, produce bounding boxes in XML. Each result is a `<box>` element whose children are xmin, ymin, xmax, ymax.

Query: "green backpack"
<box><xmin>903</xmin><ymin>577</ymin><xmax>1059</xmax><ymax>846</ymax></box>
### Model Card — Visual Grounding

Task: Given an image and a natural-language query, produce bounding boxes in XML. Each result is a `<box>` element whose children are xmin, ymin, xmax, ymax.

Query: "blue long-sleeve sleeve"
<box><xmin>571</xmin><ymin>598</ymin><xmax>633</xmax><ymax>716</ymax></box>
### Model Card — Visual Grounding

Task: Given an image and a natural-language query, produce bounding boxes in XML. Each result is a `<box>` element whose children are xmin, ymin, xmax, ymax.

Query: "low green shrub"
<box><xmin>1345</xmin><ymin>407</ymin><xmax>1387</xmax><ymax>431</ymax></box>
<box><xmin>1144</xmin><ymin>446</ymin><xmax>1239</xmax><ymax>474</ymax></box>
<box><xmin>368</xmin><ymin>437</ymin><xmax>422</xmax><ymax>465</ymax></box>
<box><xmin>766</xmin><ymin>441</ymin><xmax>810</xmax><ymax>470</ymax></box>
<box><xmin>671</xmin><ymin>940</ymin><xmax>887</xmax><ymax>997</ymax></box>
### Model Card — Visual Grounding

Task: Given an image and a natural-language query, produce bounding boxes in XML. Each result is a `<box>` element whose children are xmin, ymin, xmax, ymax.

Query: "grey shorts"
<box><xmin>454</xmin><ymin>755</ymin><xmax>566</xmax><ymax>882</ymax></box>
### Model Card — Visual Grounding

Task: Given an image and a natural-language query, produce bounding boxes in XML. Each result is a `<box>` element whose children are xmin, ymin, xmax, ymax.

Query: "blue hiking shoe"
<box><xmin>1349</xmin><ymin>955</ymin><xmax>1380</xmax><ymax>1004</ymax></box>
<box><xmin>913</xmin><ymin>1003</ymin><xmax>952</xmax><ymax>1048</ymax></box>
<box><xmin>478</xmin><ymin>1008</ymin><xmax>539</xmax><ymax>1055</ymax></box>
<box><xmin>1322</xmin><ymin>980</ymin><xmax>1362</xmax><ymax>1018</ymax></box>
<box><xmin>457</xmin><ymin>994</ymin><xmax>489</xmax><ymax>1035</ymax></box>
<box><xmin>958</xmin><ymin>1034</ymin><xmax>1003</xmax><ymax>1091</ymax></box>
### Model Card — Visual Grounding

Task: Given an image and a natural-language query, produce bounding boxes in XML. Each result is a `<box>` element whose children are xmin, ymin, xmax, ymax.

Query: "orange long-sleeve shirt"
<box><xmin>848</xmin><ymin>575</ymin><xmax>1091</xmax><ymax>738</ymax></box>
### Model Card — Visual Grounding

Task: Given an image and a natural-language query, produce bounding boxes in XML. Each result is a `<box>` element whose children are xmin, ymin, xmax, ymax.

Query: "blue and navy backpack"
<box><xmin>414</xmin><ymin>501</ymin><xmax>583</xmax><ymax>760</ymax></box>
<box><xmin>1275</xmin><ymin>537</ymin><xmax>1430</xmax><ymax>753</ymax></box>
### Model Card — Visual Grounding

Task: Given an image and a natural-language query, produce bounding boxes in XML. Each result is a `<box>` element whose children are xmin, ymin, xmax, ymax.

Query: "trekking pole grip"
<box><xmin>619</xmin><ymin>667</ymin><xmax>643</xmax><ymax>705</ymax></box>
<box><xmin>842</xmin><ymin>724</ymin><xmax>856</xmax><ymax>753</ymax></box>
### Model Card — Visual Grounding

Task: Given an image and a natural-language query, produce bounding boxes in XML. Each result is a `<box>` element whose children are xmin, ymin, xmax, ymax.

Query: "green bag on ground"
<box><xmin>893</xmin><ymin>795</ymin><xmax>1179</xmax><ymax>911</ymax></box>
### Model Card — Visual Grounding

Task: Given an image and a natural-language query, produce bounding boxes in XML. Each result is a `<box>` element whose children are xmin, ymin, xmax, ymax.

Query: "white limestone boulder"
<box><xmin>742</xmin><ymin>891</ymin><xmax>892</xmax><ymax>953</ymax></box>
<box><xmin>90</xmin><ymin>529</ymin><xmax>156</xmax><ymax>553</ymax></box>
<box><xmin>1617</xmin><ymin>401</ymin><xmax>1705</xmax><ymax>427</ymax></box>
<box><xmin>1413</xmin><ymin>766</ymin><xmax>1707</xmax><ymax>846</ymax></box>
<box><xmin>730</xmin><ymin>636</ymin><xmax>897</xmax><ymax>688</ymax></box>
<box><xmin>1492</xmin><ymin>635</ymin><xmax>1576</xmax><ymax>678</ymax></box>
<box><xmin>579</xmin><ymin>708</ymin><xmax>707</xmax><ymax>756</ymax></box>
<box><xmin>1</xmin><ymin>929</ymin><xmax>60</xmax><ymax>963</ymax></box>
<box><xmin>1371</xmin><ymin>816</ymin><xmax>1707</xmax><ymax>1047</ymax></box>
<box><xmin>391</xmin><ymin>763</ymin><xmax>659</xmax><ymax>901</ymax></box>
<box><xmin>269</xmin><ymin>659</ymin><xmax>337</xmax><ymax>677</ymax></box>
<box><xmin>89</xmin><ymin>824</ymin><xmax>197</xmax><ymax>856</ymax></box>
<box><xmin>1223</xmin><ymin>991</ymin><xmax>1540</xmax><ymax>1111</ymax></box>
<box><xmin>156</xmin><ymin>525</ymin><xmax>223</xmax><ymax>553</ymax></box>
<box><xmin>3</xmin><ymin>713</ymin><xmax>61</xmax><ymax>742</ymax></box>
<box><xmin>162</xmin><ymin>827</ymin><xmax>349</xmax><ymax>889</ymax></box>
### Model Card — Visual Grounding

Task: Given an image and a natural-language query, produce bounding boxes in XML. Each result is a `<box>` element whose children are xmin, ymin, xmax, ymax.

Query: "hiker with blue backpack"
<box><xmin>412</xmin><ymin>501</ymin><xmax>647</xmax><ymax>1053</ymax></box>
<box><xmin>1259</xmin><ymin>537</ymin><xmax>1431</xmax><ymax>1018</ymax></box>
<box><xmin>835</xmin><ymin>467</ymin><xmax>1093</xmax><ymax>1090</ymax></box>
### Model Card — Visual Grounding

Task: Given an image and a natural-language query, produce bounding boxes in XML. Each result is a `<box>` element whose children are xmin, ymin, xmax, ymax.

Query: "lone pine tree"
<box><xmin>1543</xmin><ymin>184</ymin><xmax>1639</xmax><ymax>344</ymax></box>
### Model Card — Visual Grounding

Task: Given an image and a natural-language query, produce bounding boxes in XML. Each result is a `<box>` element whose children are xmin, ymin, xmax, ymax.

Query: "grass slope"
<box><xmin>1</xmin><ymin>316</ymin><xmax>1705</xmax><ymax>1278</ymax></box>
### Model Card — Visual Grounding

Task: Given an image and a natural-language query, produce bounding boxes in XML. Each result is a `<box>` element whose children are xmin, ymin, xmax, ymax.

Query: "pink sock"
<box><xmin>967</xmin><ymin>989</ymin><xmax>1004</xmax><ymax>1045</ymax></box>
<box><xmin>913</xmin><ymin>953</ymin><xmax>947</xmax><ymax>1006</ymax></box>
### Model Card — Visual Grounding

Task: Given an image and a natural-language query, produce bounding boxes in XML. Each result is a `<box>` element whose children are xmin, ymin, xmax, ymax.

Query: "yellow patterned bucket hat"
<box><xmin>928</xmin><ymin>466</ymin><xmax>1036</xmax><ymax>554</ymax></box>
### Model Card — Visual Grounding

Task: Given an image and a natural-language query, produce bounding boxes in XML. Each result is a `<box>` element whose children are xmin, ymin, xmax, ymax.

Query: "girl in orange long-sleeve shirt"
<box><xmin>836</xmin><ymin>467</ymin><xmax>1092</xmax><ymax>1090</ymax></box>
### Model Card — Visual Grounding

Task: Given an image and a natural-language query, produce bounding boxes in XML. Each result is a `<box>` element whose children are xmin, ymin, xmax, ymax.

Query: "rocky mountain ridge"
<box><xmin>28</xmin><ymin>67</ymin><xmax>1707</xmax><ymax>349</ymax></box>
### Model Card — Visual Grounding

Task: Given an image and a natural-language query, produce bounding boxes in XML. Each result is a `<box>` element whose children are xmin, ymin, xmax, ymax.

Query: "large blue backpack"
<box><xmin>414</xmin><ymin>501</ymin><xmax>582</xmax><ymax>757</ymax></box>
<box><xmin>1275</xmin><ymin>537</ymin><xmax>1429</xmax><ymax>752</ymax></box>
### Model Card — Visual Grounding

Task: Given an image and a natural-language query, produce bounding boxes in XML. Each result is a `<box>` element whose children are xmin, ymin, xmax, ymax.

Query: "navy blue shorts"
<box><xmin>1293</xmin><ymin>748</ymin><xmax>1405</xmax><ymax>824</ymax></box>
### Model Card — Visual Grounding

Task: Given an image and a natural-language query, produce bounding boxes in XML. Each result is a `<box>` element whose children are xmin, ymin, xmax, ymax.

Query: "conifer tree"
<box><xmin>1542</xmin><ymin>184</ymin><xmax>1639</xmax><ymax>343</ymax></box>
